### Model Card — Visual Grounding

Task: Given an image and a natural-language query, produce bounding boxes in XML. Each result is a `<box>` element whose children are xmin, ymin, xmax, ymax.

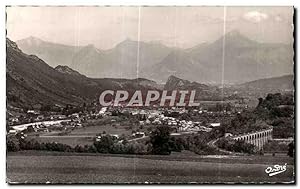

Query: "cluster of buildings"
<box><xmin>105</xmin><ymin>107</ymin><xmax>221</xmax><ymax>133</ymax></box>
<box><xmin>7</xmin><ymin>103</ymin><xmax>231</xmax><ymax>136</ymax></box>
<box><xmin>146</xmin><ymin>114</ymin><xmax>219</xmax><ymax>133</ymax></box>
<box><xmin>7</xmin><ymin>109</ymin><xmax>69</xmax><ymax>126</ymax></box>
<box><xmin>7</xmin><ymin>110</ymin><xmax>82</xmax><ymax>135</ymax></box>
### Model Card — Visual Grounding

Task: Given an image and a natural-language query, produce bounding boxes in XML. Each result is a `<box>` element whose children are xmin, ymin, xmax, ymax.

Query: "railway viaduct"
<box><xmin>232</xmin><ymin>127</ymin><xmax>273</xmax><ymax>150</ymax></box>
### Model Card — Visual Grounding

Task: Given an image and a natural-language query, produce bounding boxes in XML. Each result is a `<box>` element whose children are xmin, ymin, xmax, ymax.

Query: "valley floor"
<box><xmin>7</xmin><ymin>151</ymin><xmax>294</xmax><ymax>184</ymax></box>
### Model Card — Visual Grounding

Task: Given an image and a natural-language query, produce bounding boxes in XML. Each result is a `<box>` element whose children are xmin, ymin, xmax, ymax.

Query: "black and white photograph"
<box><xmin>5</xmin><ymin>5</ymin><xmax>295</xmax><ymax>184</ymax></box>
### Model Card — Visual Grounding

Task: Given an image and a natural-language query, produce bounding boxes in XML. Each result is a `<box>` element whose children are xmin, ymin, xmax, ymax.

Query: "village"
<box><xmin>7</xmin><ymin>100</ymin><xmax>248</xmax><ymax>147</ymax></box>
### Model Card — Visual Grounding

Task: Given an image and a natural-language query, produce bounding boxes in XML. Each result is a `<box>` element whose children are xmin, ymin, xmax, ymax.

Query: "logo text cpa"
<box><xmin>265</xmin><ymin>163</ymin><xmax>287</xmax><ymax>177</ymax></box>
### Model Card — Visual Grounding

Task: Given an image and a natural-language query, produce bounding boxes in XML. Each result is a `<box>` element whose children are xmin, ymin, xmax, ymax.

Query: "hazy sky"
<box><xmin>6</xmin><ymin>6</ymin><xmax>293</xmax><ymax>49</ymax></box>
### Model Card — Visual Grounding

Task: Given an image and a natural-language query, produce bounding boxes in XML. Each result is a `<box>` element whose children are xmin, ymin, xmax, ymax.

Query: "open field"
<box><xmin>7</xmin><ymin>151</ymin><xmax>295</xmax><ymax>184</ymax></box>
<box><xmin>70</xmin><ymin>124</ymin><xmax>132</xmax><ymax>136</ymax></box>
<box><xmin>28</xmin><ymin>118</ymin><xmax>156</xmax><ymax>146</ymax></box>
<box><xmin>28</xmin><ymin>126</ymin><xmax>139</xmax><ymax>147</ymax></box>
<box><xmin>29</xmin><ymin>123</ymin><xmax>137</xmax><ymax>147</ymax></box>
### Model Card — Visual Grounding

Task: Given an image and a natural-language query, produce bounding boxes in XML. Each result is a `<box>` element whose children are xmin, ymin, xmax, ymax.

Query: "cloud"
<box><xmin>243</xmin><ymin>11</ymin><xmax>268</xmax><ymax>23</ymax></box>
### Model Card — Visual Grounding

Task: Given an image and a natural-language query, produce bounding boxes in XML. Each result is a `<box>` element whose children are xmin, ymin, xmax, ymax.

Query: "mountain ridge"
<box><xmin>7</xmin><ymin>38</ymin><xmax>163</xmax><ymax>108</ymax></box>
<box><xmin>238</xmin><ymin>74</ymin><xmax>294</xmax><ymax>90</ymax></box>
<box><xmin>16</xmin><ymin>31</ymin><xmax>293</xmax><ymax>84</ymax></box>
<box><xmin>7</xmin><ymin>38</ymin><xmax>294</xmax><ymax>108</ymax></box>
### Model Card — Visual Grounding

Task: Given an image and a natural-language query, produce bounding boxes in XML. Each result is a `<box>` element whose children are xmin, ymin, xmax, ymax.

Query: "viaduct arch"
<box><xmin>232</xmin><ymin>128</ymin><xmax>273</xmax><ymax>150</ymax></box>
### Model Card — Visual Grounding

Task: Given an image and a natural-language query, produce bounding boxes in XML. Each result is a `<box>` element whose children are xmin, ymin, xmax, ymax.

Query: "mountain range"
<box><xmin>7</xmin><ymin>38</ymin><xmax>294</xmax><ymax>108</ymax></box>
<box><xmin>16</xmin><ymin>30</ymin><xmax>293</xmax><ymax>84</ymax></box>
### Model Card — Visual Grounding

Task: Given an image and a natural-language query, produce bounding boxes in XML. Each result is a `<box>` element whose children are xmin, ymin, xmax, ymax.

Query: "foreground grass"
<box><xmin>7</xmin><ymin>151</ymin><xmax>295</xmax><ymax>184</ymax></box>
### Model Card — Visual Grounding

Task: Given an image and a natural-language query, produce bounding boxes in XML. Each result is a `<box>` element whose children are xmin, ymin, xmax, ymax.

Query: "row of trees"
<box><xmin>7</xmin><ymin>126</ymin><xmax>184</xmax><ymax>155</ymax></box>
<box><xmin>7</xmin><ymin>134</ymin><xmax>149</xmax><ymax>154</ymax></box>
<box><xmin>7</xmin><ymin>125</ymin><xmax>224</xmax><ymax>156</ymax></box>
<box><xmin>7</xmin><ymin>135</ymin><xmax>73</xmax><ymax>152</ymax></box>
<box><xmin>216</xmin><ymin>137</ymin><xmax>256</xmax><ymax>154</ymax></box>
<box><xmin>148</xmin><ymin>126</ymin><xmax>223</xmax><ymax>155</ymax></box>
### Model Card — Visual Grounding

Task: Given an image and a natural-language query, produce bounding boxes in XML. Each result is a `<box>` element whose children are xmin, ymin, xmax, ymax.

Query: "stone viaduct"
<box><xmin>232</xmin><ymin>127</ymin><xmax>273</xmax><ymax>150</ymax></box>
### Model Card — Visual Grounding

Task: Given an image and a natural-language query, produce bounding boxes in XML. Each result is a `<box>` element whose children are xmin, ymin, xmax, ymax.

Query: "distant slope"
<box><xmin>17</xmin><ymin>36</ymin><xmax>82</xmax><ymax>68</ymax></box>
<box><xmin>238</xmin><ymin>75</ymin><xmax>294</xmax><ymax>91</ymax></box>
<box><xmin>54</xmin><ymin>65</ymin><xmax>83</xmax><ymax>77</ymax></box>
<box><xmin>7</xmin><ymin>38</ymin><xmax>102</xmax><ymax>108</ymax></box>
<box><xmin>7</xmin><ymin>38</ymin><xmax>161</xmax><ymax>108</ymax></box>
<box><xmin>164</xmin><ymin>75</ymin><xmax>221</xmax><ymax>100</ymax></box>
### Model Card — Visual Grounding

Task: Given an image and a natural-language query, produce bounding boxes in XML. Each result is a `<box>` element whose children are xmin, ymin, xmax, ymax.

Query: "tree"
<box><xmin>40</xmin><ymin>104</ymin><xmax>52</xmax><ymax>112</ymax></box>
<box><xmin>169</xmin><ymin>137</ymin><xmax>184</xmax><ymax>152</ymax></box>
<box><xmin>225</xmin><ymin>103</ymin><xmax>232</xmax><ymax>112</ymax></box>
<box><xmin>216</xmin><ymin>137</ymin><xmax>256</xmax><ymax>154</ymax></box>
<box><xmin>7</xmin><ymin>135</ymin><xmax>20</xmax><ymax>152</ymax></box>
<box><xmin>93</xmin><ymin>135</ymin><xmax>115</xmax><ymax>153</ymax></box>
<box><xmin>74</xmin><ymin>145</ymin><xmax>85</xmax><ymax>153</ymax></box>
<box><xmin>149</xmin><ymin>126</ymin><xmax>171</xmax><ymax>155</ymax></box>
<box><xmin>288</xmin><ymin>142</ymin><xmax>294</xmax><ymax>157</ymax></box>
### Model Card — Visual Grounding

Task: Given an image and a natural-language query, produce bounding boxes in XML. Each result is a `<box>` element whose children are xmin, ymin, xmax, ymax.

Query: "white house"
<box><xmin>210</xmin><ymin>123</ymin><xmax>221</xmax><ymax>127</ymax></box>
